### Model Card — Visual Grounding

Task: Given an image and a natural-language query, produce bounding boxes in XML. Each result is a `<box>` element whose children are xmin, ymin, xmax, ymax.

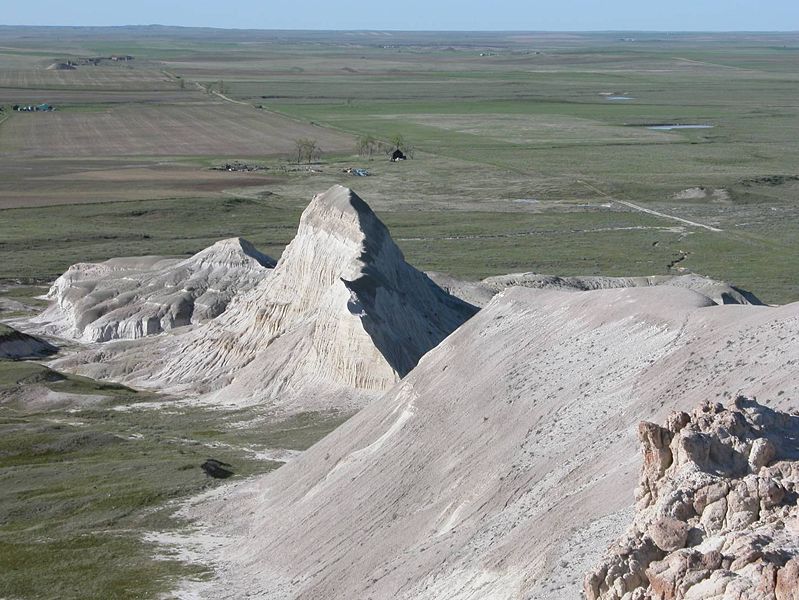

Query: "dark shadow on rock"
<box><xmin>201</xmin><ymin>458</ymin><xmax>235</xmax><ymax>479</ymax></box>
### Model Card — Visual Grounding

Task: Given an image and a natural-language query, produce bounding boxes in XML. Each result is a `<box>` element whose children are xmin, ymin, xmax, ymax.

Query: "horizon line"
<box><xmin>2</xmin><ymin>24</ymin><xmax>799</xmax><ymax>34</ymax></box>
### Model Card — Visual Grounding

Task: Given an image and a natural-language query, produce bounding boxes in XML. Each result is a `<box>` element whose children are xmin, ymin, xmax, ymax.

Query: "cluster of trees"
<box><xmin>355</xmin><ymin>134</ymin><xmax>381</xmax><ymax>158</ymax></box>
<box><xmin>290</xmin><ymin>133</ymin><xmax>412</xmax><ymax>165</ymax></box>
<box><xmin>295</xmin><ymin>138</ymin><xmax>321</xmax><ymax>164</ymax></box>
<box><xmin>356</xmin><ymin>134</ymin><xmax>414</xmax><ymax>159</ymax></box>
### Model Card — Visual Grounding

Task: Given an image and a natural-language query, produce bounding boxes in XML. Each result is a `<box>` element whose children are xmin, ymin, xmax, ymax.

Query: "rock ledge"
<box><xmin>586</xmin><ymin>397</ymin><xmax>799</xmax><ymax>600</ymax></box>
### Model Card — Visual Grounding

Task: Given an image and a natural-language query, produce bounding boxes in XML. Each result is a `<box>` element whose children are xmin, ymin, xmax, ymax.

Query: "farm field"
<box><xmin>0</xmin><ymin>28</ymin><xmax>796</xmax><ymax>302</ymax></box>
<box><xmin>0</xmin><ymin>88</ymin><xmax>208</xmax><ymax>105</ymax></box>
<box><xmin>0</xmin><ymin>158</ymin><xmax>281</xmax><ymax>208</ymax></box>
<box><xmin>0</xmin><ymin>67</ymin><xmax>178</xmax><ymax>90</ymax></box>
<box><xmin>0</xmin><ymin>101</ymin><xmax>354</xmax><ymax>157</ymax></box>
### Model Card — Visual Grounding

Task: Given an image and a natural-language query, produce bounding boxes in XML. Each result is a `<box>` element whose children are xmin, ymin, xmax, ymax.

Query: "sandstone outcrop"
<box><xmin>586</xmin><ymin>397</ymin><xmax>799</xmax><ymax>600</ymax></box>
<box><xmin>31</xmin><ymin>237</ymin><xmax>274</xmax><ymax>341</ymax></box>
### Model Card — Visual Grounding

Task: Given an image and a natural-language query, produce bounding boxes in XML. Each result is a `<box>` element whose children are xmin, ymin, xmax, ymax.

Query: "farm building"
<box><xmin>13</xmin><ymin>104</ymin><xmax>55</xmax><ymax>112</ymax></box>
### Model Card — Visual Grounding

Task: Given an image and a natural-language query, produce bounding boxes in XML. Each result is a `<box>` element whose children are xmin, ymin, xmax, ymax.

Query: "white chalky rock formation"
<box><xmin>171</xmin><ymin>285</ymin><xmax>799</xmax><ymax>600</ymax></box>
<box><xmin>53</xmin><ymin>185</ymin><xmax>477</xmax><ymax>410</ymax></box>
<box><xmin>586</xmin><ymin>398</ymin><xmax>799</xmax><ymax>600</ymax></box>
<box><xmin>31</xmin><ymin>237</ymin><xmax>274</xmax><ymax>341</ymax></box>
<box><xmin>428</xmin><ymin>271</ymin><xmax>761</xmax><ymax>308</ymax></box>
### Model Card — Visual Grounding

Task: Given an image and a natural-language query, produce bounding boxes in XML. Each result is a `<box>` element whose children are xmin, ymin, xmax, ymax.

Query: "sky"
<box><xmin>2</xmin><ymin>0</ymin><xmax>798</xmax><ymax>31</ymax></box>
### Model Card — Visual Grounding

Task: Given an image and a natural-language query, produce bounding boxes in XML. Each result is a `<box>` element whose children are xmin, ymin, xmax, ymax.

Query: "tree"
<box><xmin>356</xmin><ymin>134</ymin><xmax>377</xmax><ymax>158</ymax></box>
<box><xmin>310</xmin><ymin>142</ymin><xmax>322</xmax><ymax>164</ymax></box>
<box><xmin>377</xmin><ymin>141</ymin><xmax>393</xmax><ymax>158</ymax></box>
<box><xmin>295</xmin><ymin>138</ymin><xmax>308</xmax><ymax>164</ymax></box>
<box><xmin>390</xmin><ymin>133</ymin><xmax>407</xmax><ymax>152</ymax></box>
<box><xmin>386</xmin><ymin>133</ymin><xmax>413</xmax><ymax>158</ymax></box>
<box><xmin>295</xmin><ymin>138</ymin><xmax>319</xmax><ymax>164</ymax></box>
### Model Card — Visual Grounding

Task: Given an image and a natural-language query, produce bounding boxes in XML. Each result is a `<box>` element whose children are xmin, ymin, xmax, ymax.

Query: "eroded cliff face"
<box><xmin>203</xmin><ymin>184</ymin><xmax>478</xmax><ymax>387</ymax></box>
<box><xmin>32</xmin><ymin>237</ymin><xmax>274</xmax><ymax>341</ymax></box>
<box><xmin>586</xmin><ymin>397</ymin><xmax>799</xmax><ymax>600</ymax></box>
<box><xmin>51</xmin><ymin>185</ymin><xmax>476</xmax><ymax>411</ymax></box>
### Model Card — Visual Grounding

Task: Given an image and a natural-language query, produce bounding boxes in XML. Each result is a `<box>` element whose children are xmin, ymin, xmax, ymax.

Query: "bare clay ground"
<box><xmin>0</xmin><ymin>159</ymin><xmax>282</xmax><ymax>208</ymax></box>
<box><xmin>170</xmin><ymin>287</ymin><xmax>799</xmax><ymax>600</ymax></box>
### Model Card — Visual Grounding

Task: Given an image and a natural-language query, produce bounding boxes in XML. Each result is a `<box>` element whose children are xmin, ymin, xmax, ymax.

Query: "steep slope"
<box><xmin>31</xmin><ymin>237</ymin><xmax>274</xmax><ymax>341</ymax></box>
<box><xmin>429</xmin><ymin>272</ymin><xmax>762</xmax><ymax>308</ymax></box>
<box><xmin>586</xmin><ymin>398</ymin><xmax>799</xmax><ymax>600</ymax></box>
<box><xmin>0</xmin><ymin>324</ymin><xmax>57</xmax><ymax>359</ymax></box>
<box><xmin>54</xmin><ymin>185</ymin><xmax>476</xmax><ymax>410</ymax></box>
<box><xmin>176</xmin><ymin>286</ymin><xmax>799</xmax><ymax>600</ymax></box>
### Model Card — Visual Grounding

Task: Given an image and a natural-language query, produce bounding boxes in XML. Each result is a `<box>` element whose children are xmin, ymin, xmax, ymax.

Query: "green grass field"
<box><xmin>0</xmin><ymin>359</ymin><xmax>351</xmax><ymax>599</ymax></box>
<box><xmin>1</xmin><ymin>28</ymin><xmax>796</xmax><ymax>302</ymax></box>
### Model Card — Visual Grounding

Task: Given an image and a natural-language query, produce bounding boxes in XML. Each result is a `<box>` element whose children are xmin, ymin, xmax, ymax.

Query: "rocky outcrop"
<box><xmin>31</xmin><ymin>237</ymin><xmax>274</xmax><ymax>342</ymax></box>
<box><xmin>428</xmin><ymin>272</ymin><xmax>761</xmax><ymax>308</ymax></box>
<box><xmin>586</xmin><ymin>397</ymin><xmax>799</xmax><ymax>600</ymax></box>
<box><xmin>0</xmin><ymin>324</ymin><xmax>57</xmax><ymax>359</ymax></box>
<box><xmin>54</xmin><ymin>186</ymin><xmax>477</xmax><ymax>410</ymax></box>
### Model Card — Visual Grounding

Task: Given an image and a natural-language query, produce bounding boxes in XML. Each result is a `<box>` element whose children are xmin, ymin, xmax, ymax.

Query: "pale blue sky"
<box><xmin>3</xmin><ymin>0</ymin><xmax>798</xmax><ymax>31</ymax></box>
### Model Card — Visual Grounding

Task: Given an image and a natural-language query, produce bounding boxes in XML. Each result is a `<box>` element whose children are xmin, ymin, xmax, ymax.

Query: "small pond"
<box><xmin>646</xmin><ymin>124</ymin><xmax>714</xmax><ymax>131</ymax></box>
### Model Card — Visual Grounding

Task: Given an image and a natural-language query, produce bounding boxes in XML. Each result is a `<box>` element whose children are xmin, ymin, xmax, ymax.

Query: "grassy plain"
<box><xmin>0</xmin><ymin>358</ymin><xmax>350</xmax><ymax>599</ymax></box>
<box><xmin>0</xmin><ymin>28</ymin><xmax>797</xmax><ymax>302</ymax></box>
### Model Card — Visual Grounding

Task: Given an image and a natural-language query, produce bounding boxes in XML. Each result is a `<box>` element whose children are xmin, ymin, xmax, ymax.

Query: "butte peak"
<box><xmin>48</xmin><ymin>186</ymin><xmax>477</xmax><ymax>410</ymax></box>
<box><xmin>301</xmin><ymin>184</ymin><xmax>382</xmax><ymax>230</ymax></box>
<box><xmin>290</xmin><ymin>184</ymin><xmax>395</xmax><ymax>264</ymax></box>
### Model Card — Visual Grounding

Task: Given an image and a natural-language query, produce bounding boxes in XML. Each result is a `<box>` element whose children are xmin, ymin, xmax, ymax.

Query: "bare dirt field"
<box><xmin>0</xmin><ymin>159</ymin><xmax>283</xmax><ymax>209</ymax></box>
<box><xmin>0</xmin><ymin>101</ymin><xmax>354</xmax><ymax>157</ymax></box>
<box><xmin>0</xmin><ymin>67</ymin><xmax>177</xmax><ymax>90</ymax></box>
<box><xmin>0</xmin><ymin>88</ymin><xmax>210</xmax><ymax>105</ymax></box>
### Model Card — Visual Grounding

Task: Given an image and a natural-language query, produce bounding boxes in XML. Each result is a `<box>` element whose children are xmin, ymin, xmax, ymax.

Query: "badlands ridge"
<box><xmin>21</xmin><ymin>185</ymin><xmax>799</xmax><ymax>599</ymax></box>
<box><xmin>45</xmin><ymin>185</ymin><xmax>477</xmax><ymax>411</ymax></box>
<box><xmin>31</xmin><ymin>237</ymin><xmax>275</xmax><ymax>342</ymax></box>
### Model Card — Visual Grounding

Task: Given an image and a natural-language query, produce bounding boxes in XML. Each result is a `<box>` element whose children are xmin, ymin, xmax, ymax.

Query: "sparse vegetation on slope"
<box><xmin>0</xmin><ymin>361</ymin><xmax>351</xmax><ymax>599</ymax></box>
